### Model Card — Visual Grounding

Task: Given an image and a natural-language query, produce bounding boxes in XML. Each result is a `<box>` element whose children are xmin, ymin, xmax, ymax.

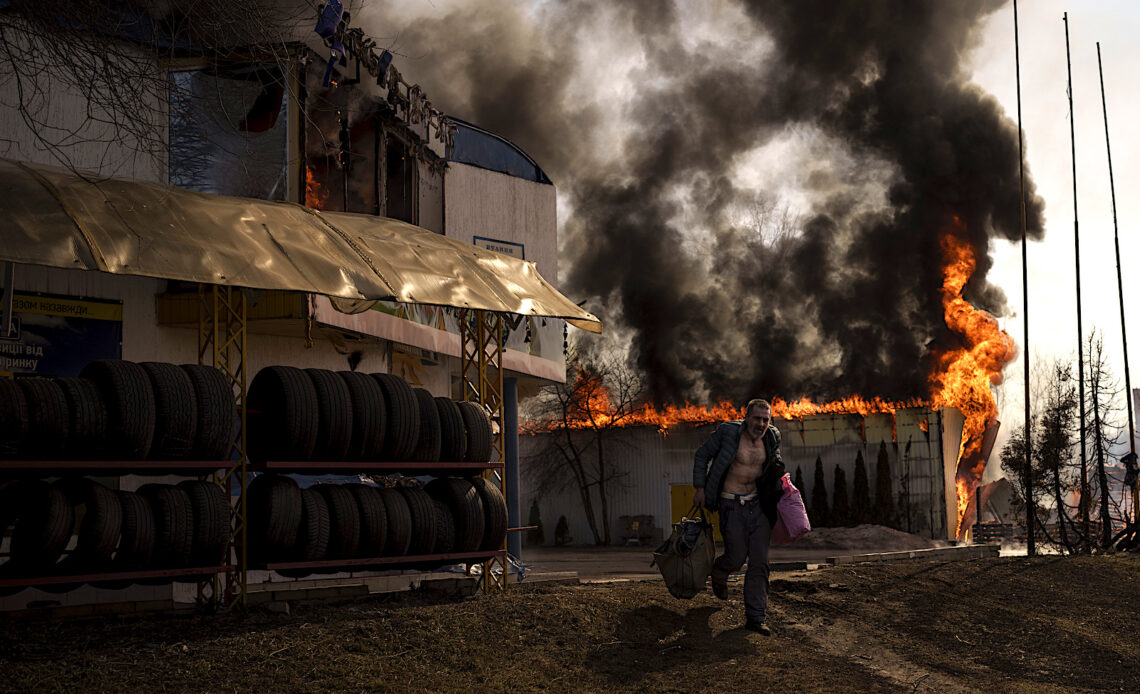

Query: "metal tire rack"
<box><xmin>1</xmin><ymin>282</ymin><xmax>518</xmax><ymax>609</ymax></box>
<box><xmin>198</xmin><ymin>289</ymin><xmax>514</xmax><ymax>607</ymax></box>
<box><xmin>0</xmin><ymin>454</ymin><xmax>237</xmax><ymax>598</ymax></box>
<box><xmin>0</xmin><ymin>271</ymin><xmax>240</xmax><ymax>602</ymax></box>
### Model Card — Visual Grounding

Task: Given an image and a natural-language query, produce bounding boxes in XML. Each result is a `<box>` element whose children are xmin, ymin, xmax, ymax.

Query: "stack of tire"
<box><xmin>247</xmin><ymin>366</ymin><xmax>493</xmax><ymax>465</ymax></box>
<box><xmin>0</xmin><ymin>478</ymin><xmax>229</xmax><ymax>595</ymax></box>
<box><xmin>0</xmin><ymin>360</ymin><xmax>237</xmax><ymax>461</ymax></box>
<box><xmin>243</xmin><ymin>474</ymin><xmax>507</xmax><ymax>575</ymax></box>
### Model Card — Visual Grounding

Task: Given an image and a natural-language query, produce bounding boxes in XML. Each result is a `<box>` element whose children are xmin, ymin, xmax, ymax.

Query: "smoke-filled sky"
<box><xmin>357</xmin><ymin>0</ymin><xmax>1138</xmax><ymax>415</ymax></box>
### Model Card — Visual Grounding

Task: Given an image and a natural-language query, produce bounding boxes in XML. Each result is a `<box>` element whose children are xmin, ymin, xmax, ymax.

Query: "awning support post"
<box><xmin>460</xmin><ymin>309</ymin><xmax>508</xmax><ymax>592</ymax></box>
<box><xmin>198</xmin><ymin>284</ymin><xmax>248</xmax><ymax>610</ymax></box>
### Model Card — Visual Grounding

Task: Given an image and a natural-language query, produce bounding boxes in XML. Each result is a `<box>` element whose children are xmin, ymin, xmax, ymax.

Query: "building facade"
<box><xmin>519</xmin><ymin>407</ymin><xmax>966</xmax><ymax>546</ymax></box>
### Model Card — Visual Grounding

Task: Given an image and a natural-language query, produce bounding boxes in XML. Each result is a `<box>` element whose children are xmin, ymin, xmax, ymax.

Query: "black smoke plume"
<box><xmin>361</xmin><ymin>0</ymin><xmax>1045</xmax><ymax>405</ymax></box>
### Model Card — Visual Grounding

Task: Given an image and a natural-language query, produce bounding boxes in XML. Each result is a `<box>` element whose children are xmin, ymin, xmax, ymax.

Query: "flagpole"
<box><xmin>1015</xmin><ymin>0</ymin><xmax>1035</xmax><ymax>556</ymax></box>
<box><xmin>1096</xmin><ymin>42</ymin><xmax>1138</xmax><ymax>527</ymax></box>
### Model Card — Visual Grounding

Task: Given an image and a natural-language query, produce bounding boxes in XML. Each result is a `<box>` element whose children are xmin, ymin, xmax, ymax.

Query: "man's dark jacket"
<box><xmin>692</xmin><ymin>421</ymin><xmax>785</xmax><ymax>527</ymax></box>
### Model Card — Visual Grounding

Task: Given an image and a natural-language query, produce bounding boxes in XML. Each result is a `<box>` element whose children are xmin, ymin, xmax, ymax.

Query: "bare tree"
<box><xmin>1037</xmin><ymin>359</ymin><xmax>1083</xmax><ymax>552</ymax></box>
<box><xmin>0</xmin><ymin>1</ymin><xmax>312</xmax><ymax>174</ymax></box>
<box><xmin>1000</xmin><ymin>357</ymin><xmax>1083</xmax><ymax>553</ymax></box>
<box><xmin>997</xmin><ymin>342</ymin><xmax>1133</xmax><ymax>554</ymax></box>
<box><xmin>522</xmin><ymin>351</ymin><xmax>645</xmax><ymax>545</ymax></box>
<box><xmin>1083</xmin><ymin>330</ymin><xmax>1128</xmax><ymax>550</ymax></box>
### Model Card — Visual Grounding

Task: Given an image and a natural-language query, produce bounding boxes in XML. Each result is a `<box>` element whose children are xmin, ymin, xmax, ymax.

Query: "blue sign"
<box><xmin>1</xmin><ymin>292</ymin><xmax>123</xmax><ymax>377</ymax></box>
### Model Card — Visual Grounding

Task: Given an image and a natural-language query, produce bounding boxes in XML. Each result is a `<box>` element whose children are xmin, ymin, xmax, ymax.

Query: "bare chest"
<box><xmin>723</xmin><ymin>434</ymin><xmax>767</xmax><ymax>490</ymax></box>
<box><xmin>734</xmin><ymin>435</ymin><xmax>767</xmax><ymax>468</ymax></box>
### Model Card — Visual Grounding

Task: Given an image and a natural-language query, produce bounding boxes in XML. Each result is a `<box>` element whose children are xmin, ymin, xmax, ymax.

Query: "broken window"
<box><xmin>384</xmin><ymin>133</ymin><xmax>416</xmax><ymax>224</ymax></box>
<box><xmin>168</xmin><ymin>65</ymin><xmax>288</xmax><ymax>199</ymax></box>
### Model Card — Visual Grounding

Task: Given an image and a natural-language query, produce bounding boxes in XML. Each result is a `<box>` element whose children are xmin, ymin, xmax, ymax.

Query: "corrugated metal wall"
<box><xmin>519</xmin><ymin>408</ymin><xmax>958</xmax><ymax>547</ymax></box>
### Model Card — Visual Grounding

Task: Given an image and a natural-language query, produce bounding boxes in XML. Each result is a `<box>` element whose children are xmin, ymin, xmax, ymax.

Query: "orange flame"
<box><xmin>929</xmin><ymin>222</ymin><xmax>1016</xmax><ymax>538</ymax></box>
<box><xmin>306</xmin><ymin>166</ymin><xmax>329</xmax><ymax>209</ymax></box>
<box><xmin>956</xmin><ymin>478</ymin><xmax>973</xmax><ymax>542</ymax></box>
<box><xmin>525</xmin><ymin>383</ymin><xmax>925</xmax><ymax>436</ymax></box>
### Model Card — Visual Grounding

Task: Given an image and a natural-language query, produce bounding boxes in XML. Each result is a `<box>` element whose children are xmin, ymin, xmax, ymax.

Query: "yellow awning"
<box><xmin>0</xmin><ymin>158</ymin><xmax>601</xmax><ymax>333</ymax></box>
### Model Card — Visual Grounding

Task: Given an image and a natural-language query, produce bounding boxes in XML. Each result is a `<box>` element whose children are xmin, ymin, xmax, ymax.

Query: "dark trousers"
<box><xmin>712</xmin><ymin>497</ymin><xmax>772</xmax><ymax>623</ymax></box>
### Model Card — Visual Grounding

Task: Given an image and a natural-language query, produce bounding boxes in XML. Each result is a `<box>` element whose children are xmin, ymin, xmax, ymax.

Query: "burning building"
<box><xmin>521</xmin><ymin>396</ymin><xmax>1006</xmax><ymax>546</ymax></box>
<box><xmin>521</xmin><ymin>216</ymin><xmax>1013</xmax><ymax>545</ymax></box>
<box><xmin>521</xmin><ymin>404</ymin><xmax>982</xmax><ymax>545</ymax></box>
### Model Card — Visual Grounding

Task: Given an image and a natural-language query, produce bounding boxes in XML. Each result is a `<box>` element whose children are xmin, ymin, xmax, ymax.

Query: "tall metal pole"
<box><xmin>504</xmin><ymin>377</ymin><xmax>522</xmax><ymax>561</ymax></box>
<box><xmin>1064</xmin><ymin>12</ymin><xmax>1090</xmax><ymax>551</ymax></box>
<box><xmin>1015</xmin><ymin>0</ymin><xmax>1035</xmax><ymax>556</ymax></box>
<box><xmin>1096</xmin><ymin>42</ymin><xmax>1138</xmax><ymax>528</ymax></box>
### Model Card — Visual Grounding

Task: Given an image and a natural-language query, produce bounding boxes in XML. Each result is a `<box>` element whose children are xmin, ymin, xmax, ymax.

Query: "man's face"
<box><xmin>745</xmin><ymin>407</ymin><xmax>771</xmax><ymax>438</ymax></box>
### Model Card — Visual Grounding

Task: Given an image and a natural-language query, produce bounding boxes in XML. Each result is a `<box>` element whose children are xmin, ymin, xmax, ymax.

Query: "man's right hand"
<box><xmin>692</xmin><ymin>488</ymin><xmax>705</xmax><ymax>508</ymax></box>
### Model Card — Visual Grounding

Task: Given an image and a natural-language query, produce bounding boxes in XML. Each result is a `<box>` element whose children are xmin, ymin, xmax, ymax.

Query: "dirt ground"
<box><xmin>2</xmin><ymin>554</ymin><xmax>1138</xmax><ymax>693</ymax></box>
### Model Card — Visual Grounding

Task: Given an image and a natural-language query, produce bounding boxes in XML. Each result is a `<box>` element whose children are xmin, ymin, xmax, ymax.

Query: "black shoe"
<box><xmin>745</xmin><ymin>620</ymin><xmax>771</xmax><ymax>636</ymax></box>
<box><xmin>711</xmin><ymin>578</ymin><xmax>728</xmax><ymax>600</ymax></box>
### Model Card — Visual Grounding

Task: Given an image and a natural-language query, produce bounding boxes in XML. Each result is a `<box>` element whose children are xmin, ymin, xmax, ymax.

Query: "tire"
<box><xmin>138</xmin><ymin>484</ymin><xmax>194</xmax><ymax>570</ymax></box>
<box><xmin>305</xmin><ymin>368</ymin><xmax>353</xmax><ymax>462</ymax></box>
<box><xmin>372</xmin><ymin>374</ymin><xmax>420</xmax><ymax>461</ymax></box>
<box><xmin>0</xmin><ymin>483</ymin><xmax>21</xmax><ymax>574</ymax></box>
<box><xmin>472</xmin><ymin>476</ymin><xmax>509</xmax><ymax>551</ymax></box>
<box><xmin>80</xmin><ymin>360</ymin><xmax>156</xmax><ymax>460</ymax></box>
<box><xmin>57</xmin><ymin>478</ymin><xmax>123</xmax><ymax>568</ymax></box>
<box><xmin>434</xmin><ymin>397</ymin><xmax>466</xmax><ymax>463</ymax></box>
<box><xmin>248</xmin><ymin>366</ymin><xmax>318</xmax><ymax>462</ymax></box>
<box><xmin>338</xmin><ymin>371</ymin><xmax>387</xmax><ymax>461</ymax></box>
<box><xmin>425</xmin><ymin>477</ymin><xmax>484</xmax><ymax>553</ymax></box>
<box><xmin>410</xmin><ymin>388</ymin><xmax>442</xmax><ymax>463</ymax></box>
<box><xmin>16</xmin><ymin>378</ymin><xmax>70</xmax><ymax>459</ymax></box>
<box><xmin>432</xmin><ymin>500</ymin><xmax>456</xmax><ymax>554</ymax></box>
<box><xmin>349</xmin><ymin>484</ymin><xmax>387</xmax><ymax>558</ymax></box>
<box><xmin>244</xmin><ymin>474</ymin><xmax>302</xmax><ymax>563</ymax></box>
<box><xmin>57</xmin><ymin>378</ymin><xmax>108</xmax><ymax>460</ymax></box>
<box><xmin>457</xmin><ymin>401</ymin><xmax>493</xmax><ymax>463</ymax></box>
<box><xmin>177</xmin><ymin>481</ymin><xmax>230</xmax><ymax>567</ymax></box>
<box><xmin>91</xmin><ymin>490</ymin><xmax>155</xmax><ymax>589</ymax></box>
<box><xmin>181</xmin><ymin>364</ymin><xmax>238</xmax><ymax>461</ymax></box>
<box><xmin>399</xmin><ymin>486</ymin><xmax>436</xmax><ymax>555</ymax></box>
<box><xmin>39</xmin><ymin>479</ymin><xmax>121</xmax><ymax>593</ymax></box>
<box><xmin>9</xmin><ymin>480</ymin><xmax>73</xmax><ymax>574</ymax></box>
<box><xmin>315</xmin><ymin>484</ymin><xmax>360</xmax><ymax>560</ymax></box>
<box><xmin>377</xmin><ymin>488</ymin><xmax>412</xmax><ymax>556</ymax></box>
<box><xmin>0</xmin><ymin>380</ymin><xmax>28</xmax><ymax>459</ymax></box>
<box><xmin>293</xmin><ymin>488</ymin><xmax>330</xmax><ymax>562</ymax></box>
<box><xmin>141</xmin><ymin>362</ymin><xmax>198</xmax><ymax>459</ymax></box>
<box><xmin>1</xmin><ymin>480</ymin><xmax>72</xmax><ymax>575</ymax></box>
<box><xmin>112</xmin><ymin>490</ymin><xmax>156</xmax><ymax>569</ymax></box>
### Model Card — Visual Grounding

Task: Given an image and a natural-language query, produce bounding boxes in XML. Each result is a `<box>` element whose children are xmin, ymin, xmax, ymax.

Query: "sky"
<box><xmin>969</xmin><ymin>0</ymin><xmax>1138</xmax><ymax>444</ymax></box>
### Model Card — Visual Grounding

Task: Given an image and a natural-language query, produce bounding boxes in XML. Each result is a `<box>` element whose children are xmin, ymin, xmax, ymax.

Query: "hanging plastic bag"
<box><xmin>651</xmin><ymin>506</ymin><xmax>715</xmax><ymax>599</ymax></box>
<box><xmin>771</xmin><ymin>473</ymin><xmax>811</xmax><ymax>546</ymax></box>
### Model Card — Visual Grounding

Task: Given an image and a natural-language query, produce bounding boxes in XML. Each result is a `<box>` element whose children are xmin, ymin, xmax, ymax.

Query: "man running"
<box><xmin>692</xmin><ymin>398</ymin><xmax>785</xmax><ymax>635</ymax></box>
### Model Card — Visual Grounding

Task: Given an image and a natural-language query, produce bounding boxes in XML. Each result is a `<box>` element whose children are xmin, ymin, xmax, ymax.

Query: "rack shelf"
<box><xmin>0</xmin><ymin>460</ymin><xmax>232</xmax><ymax>476</ymax></box>
<box><xmin>0</xmin><ymin>565</ymin><xmax>231</xmax><ymax>590</ymax></box>
<box><xmin>249</xmin><ymin>461</ymin><xmax>502</xmax><ymax>473</ymax></box>
<box><xmin>263</xmin><ymin>550</ymin><xmax>504</xmax><ymax>572</ymax></box>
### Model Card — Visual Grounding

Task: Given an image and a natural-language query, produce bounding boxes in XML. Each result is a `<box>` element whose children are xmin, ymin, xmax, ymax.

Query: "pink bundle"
<box><xmin>770</xmin><ymin>473</ymin><xmax>811</xmax><ymax>545</ymax></box>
